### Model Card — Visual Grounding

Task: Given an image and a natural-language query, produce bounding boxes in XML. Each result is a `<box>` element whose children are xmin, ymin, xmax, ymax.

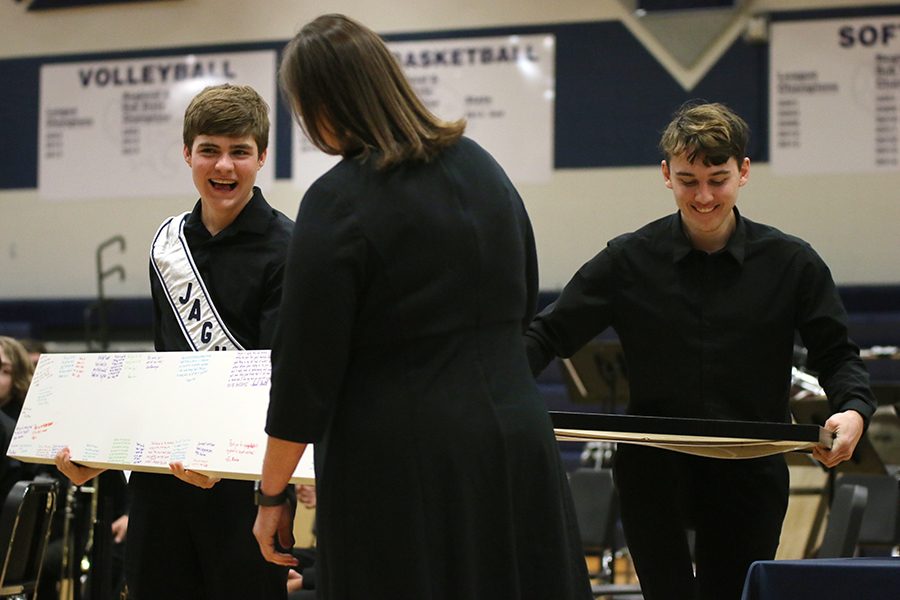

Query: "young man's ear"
<box><xmin>183</xmin><ymin>145</ymin><xmax>192</xmax><ymax>167</ymax></box>
<box><xmin>257</xmin><ymin>149</ymin><xmax>268</xmax><ymax>170</ymax></box>
<box><xmin>738</xmin><ymin>157</ymin><xmax>750</xmax><ymax>187</ymax></box>
<box><xmin>661</xmin><ymin>159</ymin><xmax>673</xmax><ymax>189</ymax></box>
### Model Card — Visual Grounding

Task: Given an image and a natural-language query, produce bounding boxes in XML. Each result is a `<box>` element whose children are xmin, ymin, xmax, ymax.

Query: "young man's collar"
<box><xmin>671</xmin><ymin>207</ymin><xmax>746</xmax><ymax>264</ymax></box>
<box><xmin>185</xmin><ymin>187</ymin><xmax>271</xmax><ymax>237</ymax></box>
<box><xmin>229</xmin><ymin>187</ymin><xmax>272</xmax><ymax>235</ymax></box>
<box><xmin>723</xmin><ymin>207</ymin><xmax>747</xmax><ymax>264</ymax></box>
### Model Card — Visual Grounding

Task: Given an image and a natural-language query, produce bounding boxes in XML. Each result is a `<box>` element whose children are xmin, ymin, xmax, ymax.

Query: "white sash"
<box><xmin>150</xmin><ymin>212</ymin><xmax>244</xmax><ymax>351</ymax></box>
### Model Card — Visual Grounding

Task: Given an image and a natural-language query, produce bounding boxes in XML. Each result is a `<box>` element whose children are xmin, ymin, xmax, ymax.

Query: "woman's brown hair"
<box><xmin>279</xmin><ymin>14</ymin><xmax>465</xmax><ymax>169</ymax></box>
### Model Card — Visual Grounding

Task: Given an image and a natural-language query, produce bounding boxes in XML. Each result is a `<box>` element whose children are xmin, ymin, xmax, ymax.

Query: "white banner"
<box><xmin>39</xmin><ymin>50</ymin><xmax>277</xmax><ymax>200</ymax></box>
<box><xmin>292</xmin><ymin>33</ymin><xmax>556</xmax><ymax>191</ymax></box>
<box><xmin>770</xmin><ymin>16</ymin><xmax>900</xmax><ymax>175</ymax></box>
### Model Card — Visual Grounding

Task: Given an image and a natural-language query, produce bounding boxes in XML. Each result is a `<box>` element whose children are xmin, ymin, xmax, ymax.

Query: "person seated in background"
<box><xmin>0</xmin><ymin>336</ymin><xmax>126</xmax><ymax>599</ymax></box>
<box><xmin>0</xmin><ymin>336</ymin><xmax>34</xmax><ymax>422</ymax></box>
<box><xmin>19</xmin><ymin>338</ymin><xmax>48</xmax><ymax>368</ymax></box>
<box><xmin>0</xmin><ymin>336</ymin><xmax>32</xmax><ymax>498</ymax></box>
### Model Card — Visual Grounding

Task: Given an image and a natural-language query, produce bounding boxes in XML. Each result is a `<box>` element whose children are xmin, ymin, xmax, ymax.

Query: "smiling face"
<box><xmin>184</xmin><ymin>134</ymin><xmax>266</xmax><ymax>233</ymax></box>
<box><xmin>662</xmin><ymin>152</ymin><xmax>749</xmax><ymax>253</ymax></box>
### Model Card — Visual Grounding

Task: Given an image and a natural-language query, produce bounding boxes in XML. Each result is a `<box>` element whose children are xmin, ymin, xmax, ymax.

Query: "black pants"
<box><xmin>125</xmin><ymin>474</ymin><xmax>287</xmax><ymax>600</ymax></box>
<box><xmin>613</xmin><ymin>445</ymin><xmax>789</xmax><ymax>600</ymax></box>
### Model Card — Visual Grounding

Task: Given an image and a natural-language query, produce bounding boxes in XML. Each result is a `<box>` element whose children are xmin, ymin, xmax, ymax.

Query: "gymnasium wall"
<box><xmin>1</xmin><ymin>1</ymin><xmax>897</xmax><ymax>331</ymax></box>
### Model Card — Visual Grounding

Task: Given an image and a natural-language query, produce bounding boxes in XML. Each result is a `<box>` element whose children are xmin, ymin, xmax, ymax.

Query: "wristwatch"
<box><xmin>254</xmin><ymin>481</ymin><xmax>290</xmax><ymax>506</ymax></box>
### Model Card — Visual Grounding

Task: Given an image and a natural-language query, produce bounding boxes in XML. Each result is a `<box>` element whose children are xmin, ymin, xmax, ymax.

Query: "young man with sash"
<box><xmin>56</xmin><ymin>83</ymin><xmax>293</xmax><ymax>600</ymax></box>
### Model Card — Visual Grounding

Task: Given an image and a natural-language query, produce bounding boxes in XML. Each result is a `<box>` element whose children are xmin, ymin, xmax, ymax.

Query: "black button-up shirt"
<box><xmin>525</xmin><ymin>208</ymin><xmax>876</xmax><ymax>425</ymax></box>
<box><xmin>149</xmin><ymin>187</ymin><xmax>293</xmax><ymax>351</ymax></box>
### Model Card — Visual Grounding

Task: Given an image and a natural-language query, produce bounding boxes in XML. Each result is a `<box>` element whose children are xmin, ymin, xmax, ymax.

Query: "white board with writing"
<box><xmin>770</xmin><ymin>15</ymin><xmax>900</xmax><ymax>174</ymax></box>
<box><xmin>38</xmin><ymin>50</ymin><xmax>277</xmax><ymax>201</ymax></box>
<box><xmin>7</xmin><ymin>351</ymin><xmax>314</xmax><ymax>484</ymax></box>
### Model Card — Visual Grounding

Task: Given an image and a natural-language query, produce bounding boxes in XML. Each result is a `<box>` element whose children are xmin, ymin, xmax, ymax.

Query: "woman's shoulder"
<box><xmin>302</xmin><ymin>158</ymin><xmax>364</xmax><ymax>200</ymax></box>
<box><xmin>439</xmin><ymin>136</ymin><xmax>510</xmax><ymax>177</ymax></box>
<box><xmin>446</xmin><ymin>135</ymin><xmax>489</xmax><ymax>159</ymax></box>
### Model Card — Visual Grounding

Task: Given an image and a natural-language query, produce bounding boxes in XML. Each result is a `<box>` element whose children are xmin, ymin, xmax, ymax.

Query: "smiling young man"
<box><xmin>56</xmin><ymin>84</ymin><xmax>293</xmax><ymax>600</ymax></box>
<box><xmin>524</xmin><ymin>102</ymin><xmax>876</xmax><ymax>600</ymax></box>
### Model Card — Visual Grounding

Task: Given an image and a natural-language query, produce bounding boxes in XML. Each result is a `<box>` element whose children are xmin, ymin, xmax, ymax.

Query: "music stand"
<box><xmin>559</xmin><ymin>340</ymin><xmax>629</xmax><ymax>412</ymax></box>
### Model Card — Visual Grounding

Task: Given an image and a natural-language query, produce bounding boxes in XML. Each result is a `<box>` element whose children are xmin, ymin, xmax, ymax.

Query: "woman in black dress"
<box><xmin>253</xmin><ymin>14</ymin><xmax>590</xmax><ymax>600</ymax></box>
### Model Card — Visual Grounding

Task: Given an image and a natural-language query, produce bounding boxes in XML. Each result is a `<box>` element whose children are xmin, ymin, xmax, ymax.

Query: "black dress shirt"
<box><xmin>525</xmin><ymin>208</ymin><xmax>876</xmax><ymax>425</ymax></box>
<box><xmin>149</xmin><ymin>187</ymin><xmax>293</xmax><ymax>351</ymax></box>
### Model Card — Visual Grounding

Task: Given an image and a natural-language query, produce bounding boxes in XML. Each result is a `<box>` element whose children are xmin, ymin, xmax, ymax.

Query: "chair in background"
<box><xmin>835</xmin><ymin>473</ymin><xmax>900</xmax><ymax>555</ymax></box>
<box><xmin>0</xmin><ymin>479</ymin><xmax>59</xmax><ymax>599</ymax></box>
<box><xmin>817</xmin><ymin>483</ymin><xmax>868</xmax><ymax>558</ymax></box>
<box><xmin>568</xmin><ymin>468</ymin><xmax>618</xmax><ymax>582</ymax></box>
<box><xmin>566</xmin><ymin>468</ymin><xmax>643</xmax><ymax>599</ymax></box>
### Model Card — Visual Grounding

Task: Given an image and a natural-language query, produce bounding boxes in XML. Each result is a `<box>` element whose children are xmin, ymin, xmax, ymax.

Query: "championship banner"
<box><xmin>38</xmin><ymin>50</ymin><xmax>277</xmax><ymax>200</ymax></box>
<box><xmin>7</xmin><ymin>351</ymin><xmax>314</xmax><ymax>483</ymax></box>
<box><xmin>292</xmin><ymin>33</ymin><xmax>556</xmax><ymax>191</ymax></box>
<box><xmin>551</xmin><ymin>411</ymin><xmax>833</xmax><ymax>459</ymax></box>
<box><xmin>770</xmin><ymin>15</ymin><xmax>900</xmax><ymax>174</ymax></box>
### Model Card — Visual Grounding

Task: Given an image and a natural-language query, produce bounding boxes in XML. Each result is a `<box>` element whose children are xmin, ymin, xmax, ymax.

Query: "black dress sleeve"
<box><xmin>517</xmin><ymin>193</ymin><xmax>539</xmax><ymax>333</ymax></box>
<box><xmin>266</xmin><ymin>184</ymin><xmax>366</xmax><ymax>443</ymax></box>
<box><xmin>258</xmin><ymin>254</ymin><xmax>287</xmax><ymax>350</ymax></box>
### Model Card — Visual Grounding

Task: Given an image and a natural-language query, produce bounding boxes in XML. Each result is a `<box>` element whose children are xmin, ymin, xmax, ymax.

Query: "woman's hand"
<box><xmin>253</xmin><ymin>501</ymin><xmax>298</xmax><ymax>567</ymax></box>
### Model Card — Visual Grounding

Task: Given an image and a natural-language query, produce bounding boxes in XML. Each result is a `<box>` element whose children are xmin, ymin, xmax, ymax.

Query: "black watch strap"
<box><xmin>254</xmin><ymin>481</ymin><xmax>289</xmax><ymax>506</ymax></box>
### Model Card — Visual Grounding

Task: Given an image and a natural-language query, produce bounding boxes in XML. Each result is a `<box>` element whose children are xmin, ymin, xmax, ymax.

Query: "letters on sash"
<box><xmin>150</xmin><ymin>213</ymin><xmax>244</xmax><ymax>351</ymax></box>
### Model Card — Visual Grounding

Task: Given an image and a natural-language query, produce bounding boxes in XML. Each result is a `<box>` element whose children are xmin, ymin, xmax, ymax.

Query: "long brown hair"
<box><xmin>279</xmin><ymin>14</ymin><xmax>465</xmax><ymax>169</ymax></box>
<box><xmin>0</xmin><ymin>336</ymin><xmax>33</xmax><ymax>408</ymax></box>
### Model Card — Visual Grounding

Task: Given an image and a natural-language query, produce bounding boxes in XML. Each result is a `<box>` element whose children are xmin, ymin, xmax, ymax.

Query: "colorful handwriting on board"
<box><xmin>226</xmin><ymin>352</ymin><xmax>270</xmax><ymax>388</ymax></box>
<box><xmin>176</xmin><ymin>354</ymin><xmax>212</xmax><ymax>381</ymax></box>
<box><xmin>31</xmin><ymin>421</ymin><xmax>54</xmax><ymax>439</ymax></box>
<box><xmin>225</xmin><ymin>439</ymin><xmax>259</xmax><ymax>463</ymax></box>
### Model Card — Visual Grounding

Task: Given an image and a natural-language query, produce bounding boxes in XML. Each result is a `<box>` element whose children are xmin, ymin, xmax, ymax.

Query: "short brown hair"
<box><xmin>182</xmin><ymin>83</ymin><xmax>270</xmax><ymax>153</ymax></box>
<box><xmin>659</xmin><ymin>101</ymin><xmax>749</xmax><ymax>166</ymax></box>
<box><xmin>0</xmin><ymin>336</ymin><xmax>33</xmax><ymax>408</ymax></box>
<box><xmin>279</xmin><ymin>14</ymin><xmax>465</xmax><ymax>169</ymax></box>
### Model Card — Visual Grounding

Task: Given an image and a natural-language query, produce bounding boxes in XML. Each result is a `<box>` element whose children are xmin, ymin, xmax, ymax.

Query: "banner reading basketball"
<box><xmin>292</xmin><ymin>34</ymin><xmax>556</xmax><ymax>191</ymax></box>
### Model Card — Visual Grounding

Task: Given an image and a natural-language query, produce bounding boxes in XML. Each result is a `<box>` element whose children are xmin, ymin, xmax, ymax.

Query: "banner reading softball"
<box><xmin>770</xmin><ymin>15</ymin><xmax>900</xmax><ymax>175</ymax></box>
<box><xmin>292</xmin><ymin>34</ymin><xmax>556</xmax><ymax>191</ymax></box>
<box><xmin>39</xmin><ymin>50</ymin><xmax>277</xmax><ymax>200</ymax></box>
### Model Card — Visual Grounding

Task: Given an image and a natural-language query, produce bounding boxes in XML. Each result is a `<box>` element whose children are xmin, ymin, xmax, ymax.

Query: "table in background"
<box><xmin>741</xmin><ymin>557</ymin><xmax>900</xmax><ymax>600</ymax></box>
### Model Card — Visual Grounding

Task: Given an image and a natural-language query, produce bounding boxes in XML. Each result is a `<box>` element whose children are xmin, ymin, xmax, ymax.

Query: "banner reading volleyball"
<box><xmin>38</xmin><ymin>50</ymin><xmax>277</xmax><ymax>200</ymax></box>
